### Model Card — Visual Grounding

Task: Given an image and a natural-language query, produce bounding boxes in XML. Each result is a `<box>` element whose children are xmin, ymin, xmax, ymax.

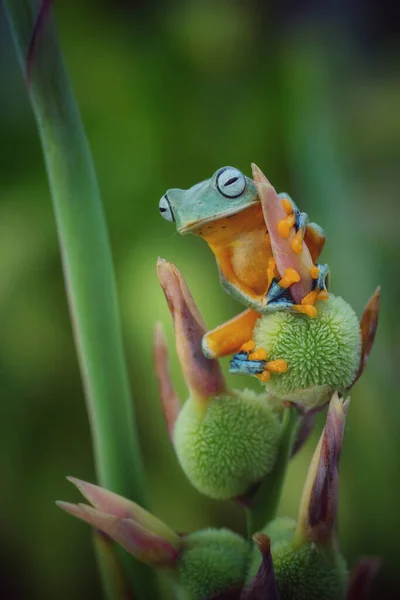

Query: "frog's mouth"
<box><xmin>177</xmin><ymin>200</ymin><xmax>260</xmax><ymax>234</ymax></box>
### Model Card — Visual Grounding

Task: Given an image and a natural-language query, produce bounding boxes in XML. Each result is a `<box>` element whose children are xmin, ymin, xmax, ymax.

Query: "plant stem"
<box><xmin>4</xmin><ymin>2</ymin><xmax>157</xmax><ymax>597</ymax></box>
<box><xmin>249</xmin><ymin>406</ymin><xmax>299</xmax><ymax>534</ymax></box>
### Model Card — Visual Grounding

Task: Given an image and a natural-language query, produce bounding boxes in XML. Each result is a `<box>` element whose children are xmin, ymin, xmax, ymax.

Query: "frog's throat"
<box><xmin>177</xmin><ymin>200</ymin><xmax>259</xmax><ymax>234</ymax></box>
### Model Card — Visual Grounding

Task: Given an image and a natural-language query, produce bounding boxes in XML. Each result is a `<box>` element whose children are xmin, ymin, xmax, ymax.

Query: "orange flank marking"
<box><xmin>278</xmin><ymin>214</ymin><xmax>296</xmax><ymax>238</ymax></box>
<box><xmin>318</xmin><ymin>289</ymin><xmax>329</xmax><ymax>300</ymax></box>
<box><xmin>281</xmin><ymin>198</ymin><xmax>293</xmax><ymax>215</ymax></box>
<box><xmin>310</xmin><ymin>265</ymin><xmax>320</xmax><ymax>279</ymax></box>
<box><xmin>293</xmin><ymin>304</ymin><xmax>317</xmax><ymax>318</ymax></box>
<box><xmin>301</xmin><ymin>290</ymin><xmax>318</xmax><ymax>306</ymax></box>
<box><xmin>240</xmin><ymin>340</ymin><xmax>255</xmax><ymax>353</ymax></box>
<box><xmin>279</xmin><ymin>268</ymin><xmax>300</xmax><ymax>289</ymax></box>
<box><xmin>249</xmin><ymin>348</ymin><xmax>267</xmax><ymax>361</ymax></box>
<box><xmin>257</xmin><ymin>371</ymin><xmax>271</xmax><ymax>382</ymax></box>
<box><xmin>291</xmin><ymin>230</ymin><xmax>303</xmax><ymax>255</ymax></box>
<box><xmin>266</xmin><ymin>359</ymin><xmax>288</xmax><ymax>373</ymax></box>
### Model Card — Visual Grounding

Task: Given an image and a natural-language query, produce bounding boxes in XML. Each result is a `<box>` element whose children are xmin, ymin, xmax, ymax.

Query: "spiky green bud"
<box><xmin>247</xmin><ymin>518</ymin><xmax>348</xmax><ymax>600</ymax></box>
<box><xmin>253</xmin><ymin>295</ymin><xmax>361</xmax><ymax>405</ymax></box>
<box><xmin>173</xmin><ymin>389</ymin><xmax>281</xmax><ymax>499</ymax></box>
<box><xmin>176</xmin><ymin>528</ymin><xmax>250</xmax><ymax>600</ymax></box>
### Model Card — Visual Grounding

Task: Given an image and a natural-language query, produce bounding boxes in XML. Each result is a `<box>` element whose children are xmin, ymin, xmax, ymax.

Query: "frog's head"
<box><xmin>159</xmin><ymin>167</ymin><xmax>258</xmax><ymax>234</ymax></box>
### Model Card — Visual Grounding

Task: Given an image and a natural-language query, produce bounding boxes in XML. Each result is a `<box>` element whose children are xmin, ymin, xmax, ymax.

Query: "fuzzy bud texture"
<box><xmin>174</xmin><ymin>389</ymin><xmax>281</xmax><ymax>499</ymax></box>
<box><xmin>254</xmin><ymin>295</ymin><xmax>361</xmax><ymax>400</ymax></box>
<box><xmin>177</xmin><ymin>528</ymin><xmax>250</xmax><ymax>600</ymax></box>
<box><xmin>247</xmin><ymin>518</ymin><xmax>347</xmax><ymax>600</ymax></box>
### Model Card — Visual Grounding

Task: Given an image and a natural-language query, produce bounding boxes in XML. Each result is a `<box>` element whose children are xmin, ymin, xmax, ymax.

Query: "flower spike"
<box><xmin>251</xmin><ymin>163</ymin><xmax>314</xmax><ymax>307</ymax></box>
<box><xmin>350</xmin><ymin>286</ymin><xmax>380</xmax><ymax>389</ymax></box>
<box><xmin>295</xmin><ymin>393</ymin><xmax>349</xmax><ymax>546</ymax></box>
<box><xmin>153</xmin><ymin>321</ymin><xmax>181</xmax><ymax>441</ymax></box>
<box><xmin>156</xmin><ymin>258</ymin><xmax>226</xmax><ymax>402</ymax></box>
<box><xmin>57</xmin><ymin>477</ymin><xmax>181</xmax><ymax>567</ymax></box>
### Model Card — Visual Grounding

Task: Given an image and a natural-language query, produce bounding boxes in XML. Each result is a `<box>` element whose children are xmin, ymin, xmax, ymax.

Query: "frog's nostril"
<box><xmin>159</xmin><ymin>194</ymin><xmax>175</xmax><ymax>222</ymax></box>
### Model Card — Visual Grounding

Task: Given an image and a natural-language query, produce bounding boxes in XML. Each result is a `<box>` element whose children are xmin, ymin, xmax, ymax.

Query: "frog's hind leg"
<box><xmin>304</xmin><ymin>222</ymin><xmax>326</xmax><ymax>263</ymax></box>
<box><xmin>202</xmin><ymin>309</ymin><xmax>261</xmax><ymax>359</ymax></box>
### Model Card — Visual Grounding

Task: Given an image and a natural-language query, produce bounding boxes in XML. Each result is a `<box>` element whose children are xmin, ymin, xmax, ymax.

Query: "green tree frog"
<box><xmin>159</xmin><ymin>164</ymin><xmax>329</xmax><ymax>365</ymax></box>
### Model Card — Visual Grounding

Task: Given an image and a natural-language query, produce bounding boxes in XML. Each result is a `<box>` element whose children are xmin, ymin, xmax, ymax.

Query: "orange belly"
<box><xmin>196</xmin><ymin>204</ymin><xmax>274</xmax><ymax>299</ymax></box>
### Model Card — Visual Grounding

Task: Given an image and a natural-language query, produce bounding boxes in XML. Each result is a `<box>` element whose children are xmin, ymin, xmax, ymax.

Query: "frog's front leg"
<box><xmin>202</xmin><ymin>309</ymin><xmax>261</xmax><ymax>359</ymax></box>
<box><xmin>277</xmin><ymin>193</ymin><xmax>309</xmax><ymax>256</ymax></box>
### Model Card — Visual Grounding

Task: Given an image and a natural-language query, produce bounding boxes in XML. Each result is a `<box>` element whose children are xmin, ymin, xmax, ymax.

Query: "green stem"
<box><xmin>4</xmin><ymin>3</ymin><xmax>157</xmax><ymax>597</ymax></box>
<box><xmin>249</xmin><ymin>406</ymin><xmax>299</xmax><ymax>534</ymax></box>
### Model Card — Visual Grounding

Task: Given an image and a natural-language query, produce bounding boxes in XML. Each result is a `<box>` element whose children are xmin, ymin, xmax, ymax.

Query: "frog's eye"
<box><xmin>159</xmin><ymin>194</ymin><xmax>175</xmax><ymax>222</ymax></box>
<box><xmin>216</xmin><ymin>167</ymin><xmax>246</xmax><ymax>199</ymax></box>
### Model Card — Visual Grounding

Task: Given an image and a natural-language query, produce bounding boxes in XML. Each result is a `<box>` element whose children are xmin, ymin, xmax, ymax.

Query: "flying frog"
<box><xmin>159</xmin><ymin>164</ymin><xmax>329</xmax><ymax>368</ymax></box>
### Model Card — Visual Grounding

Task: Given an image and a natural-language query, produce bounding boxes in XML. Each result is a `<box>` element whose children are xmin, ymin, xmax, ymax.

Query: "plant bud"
<box><xmin>176</xmin><ymin>528</ymin><xmax>250</xmax><ymax>600</ymax></box>
<box><xmin>253</xmin><ymin>295</ymin><xmax>361</xmax><ymax>407</ymax></box>
<box><xmin>247</xmin><ymin>518</ymin><xmax>348</xmax><ymax>600</ymax></box>
<box><xmin>173</xmin><ymin>389</ymin><xmax>282</xmax><ymax>500</ymax></box>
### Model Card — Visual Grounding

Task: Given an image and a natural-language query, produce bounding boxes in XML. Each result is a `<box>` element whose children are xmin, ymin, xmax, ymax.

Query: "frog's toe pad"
<box><xmin>266</xmin><ymin>359</ymin><xmax>288</xmax><ymax>373</ymax></box>
<box><xmin>239</xmin><ymin>340</ymin><xmax>255</xmax><ymax>353</ymax></box>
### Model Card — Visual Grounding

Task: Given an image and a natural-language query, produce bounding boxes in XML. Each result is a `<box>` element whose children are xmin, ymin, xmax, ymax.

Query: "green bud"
<box><xmin>174</xmin><ymin>389</ymin><xmax>281</xmax><ymax>499</ymax></box>
<box><xmin>253</xmin><ymin>295</ymin><xmax>361</xmax><ymax>406</ymax></box>
<box><xmin>247</xmin><ymin>518</ymin><xmax>348</xmax><ymax>600</ymax></box>
<box><xmin>176</xmin><ymin>528</ymin><xmax>250</xmax><ymax>600</ymax></box>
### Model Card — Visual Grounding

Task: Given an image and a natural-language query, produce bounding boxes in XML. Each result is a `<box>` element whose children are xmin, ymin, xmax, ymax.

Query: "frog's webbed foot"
<box><xmin>277</xmin><ymin>193</ymin><xmax>309</xmax><ymax>256</ymax></box>
<box><xmin>263</xmin><ymin>267</ymin><xmax>308</xmax><ymax>313</ymax></box>
<box><xmin>230</xmin><ymin>342</ymin><xmax>288</xmax><ymax>382</ymax></box>
<box><xmin>291</xmin><ymin>262</ymin><xmax>330</xmax><ymax>316</ymax></box>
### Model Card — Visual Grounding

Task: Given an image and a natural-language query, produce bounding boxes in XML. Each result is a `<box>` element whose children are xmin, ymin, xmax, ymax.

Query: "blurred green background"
<box><xmin>0</xmin><ymin>0</ymin><xmax>399</xmax><ymax>598</ymax></box>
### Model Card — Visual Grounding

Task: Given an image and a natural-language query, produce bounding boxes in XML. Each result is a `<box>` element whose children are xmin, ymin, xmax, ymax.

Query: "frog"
<box><xmin>159</xmin><ymin>164</ymin><xmax>329</xmax><ymax>370</ymax></box>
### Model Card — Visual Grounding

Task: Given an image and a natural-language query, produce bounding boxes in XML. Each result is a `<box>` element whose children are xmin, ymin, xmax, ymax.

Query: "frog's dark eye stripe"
<box><xmin>159</xmin><ymin>194</ymin><xmax>175</xmax><ymax>222</ymax></box>
<box><xmin>216</xmin><ymin>167</ymin><xmax>246</xmax><ymax>199</ymax></box>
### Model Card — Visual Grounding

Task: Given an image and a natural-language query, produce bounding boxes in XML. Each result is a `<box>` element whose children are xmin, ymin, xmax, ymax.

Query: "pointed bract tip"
<box><xmin>58</xmin><ymin>479</ymin><xmax>181</xmax><ymax>567</ymax></box>
<box><xmin>242</xmin><ymin>532</ymin><xmax>280</xmax><ymax>600</ymax></box>
<box><xmin>350</xmin><ymin>286</ymin><xmax>381</xmax><ymax>389</ymax></box>
<box><xmin>156</xmin><ymin>259</ymin><xmax>226</xmax><ymax>401</ymax></box>
<box><xmin>252</xmin><ymin>532</ymin><xmax>271</xmax><ymax>554</ymax></box>
<box><xmin>251</xmin><ymin>163</ymin><xmax>271</xmax><ymax>186</ymax></box>
<box><xmin>65</xmin><ymin>477</ymin><xmax>180</xmax><ymax>547</ymax></box>
<box><xmin>296</xmin><ymin>392</ymin><xmax>348</xmax><ymax>546</ymax></box>
<box><xmin>252</xmin><ymin>164</ymin><xmax>314</xmax><ymax>303</ymax></box>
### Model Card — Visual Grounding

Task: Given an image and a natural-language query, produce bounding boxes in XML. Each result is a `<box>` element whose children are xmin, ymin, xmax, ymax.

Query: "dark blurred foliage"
<box><xmin>0</xmin><ymin>0</ymin><xmax>399</xmax><ymax>598</ymax></box>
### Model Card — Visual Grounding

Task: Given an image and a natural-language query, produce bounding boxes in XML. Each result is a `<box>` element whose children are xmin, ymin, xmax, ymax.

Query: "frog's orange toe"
<box><xmin>293</xmin><ymin>304</ymin><xmax>317</xmax><ymax>318</ymax></box>
<box><xmin>266</xmin><ymin>359</ymin><xmax>288</xmax><ymax>373</ymax></box>
<box><xmin>256</xmin><ymin>370</ymin><xmax>271</xmax><ymax>382</ymax></box>
<box><xmin>310</xmin><ymin>265</ymin><xmax>320</xmax><ymax>279</ymax></box>
<box><xmin>278</xmin><ymin>268</ymin><xmax>301</xmax><ymax>289</ymax></box>
<box><xmin>291</xmin><ymin>230</ymin><xmax>304</xmax><ymax>255</ymax></box>
<box><xmin>301</xmin><ymin>290</ymin><xmax>319</xmax><ymax>307</ymax></box>
<box><xmin>281</xmin><ymin>198</ymin><xmax>294</xmax><ymax>215</ymax></box>
<box><xmin>278</xmin><ymin>214</ymin><xmax>296</xmax><ymax>239</ymax></box>
<box><xmin>249</xmin><ymin>348</ymin><xmax>268</xmax><ymax>361</ymax></box>
<box><xmin>240</xmin><ymin>340</ymin><xmax>256</xmax><ymax>353</ymax></box>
